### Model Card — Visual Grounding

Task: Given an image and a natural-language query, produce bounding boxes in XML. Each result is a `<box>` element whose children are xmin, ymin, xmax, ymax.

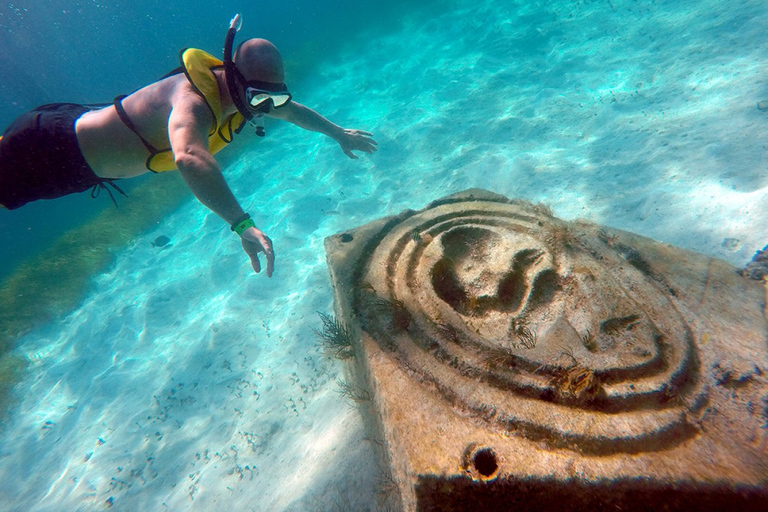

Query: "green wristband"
<box><xmin>233</xmin><ymin>217</ymin><xmax>255</xmax><ymax>236</ymax></box>
<box><xmin>230</xmin><ymin>212</ymin><xmax>251</xmax><ymax>229</ymax></box>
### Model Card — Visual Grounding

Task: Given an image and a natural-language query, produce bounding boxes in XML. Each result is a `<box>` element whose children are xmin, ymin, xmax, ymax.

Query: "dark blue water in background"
<box><xmin>0</xmin><ymin>0</ymin><xmax>420</xmax><ymax>278</ymax></box>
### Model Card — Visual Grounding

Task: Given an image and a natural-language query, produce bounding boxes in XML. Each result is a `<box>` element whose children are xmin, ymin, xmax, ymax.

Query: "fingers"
<box><xmin>343</xmin><ymin>138</ymin><xmax>377</xmax><ymax>157</ymax></box>
<box><xmin>263</xmin><ymin>236</ymin><xmax>275</xmax><ymax>277</ymax></box>
<box><xmin>255</xmin><ymin>232</ymin><xmax>274</xmax><ymax>278</ymax></box>
<box><xmin>356</xmin><ymin>133</ymin><xmax>378</xmax><ymax>147</ymax></box>
<box><xmin>242</xmin><ymin>229</ymin><xmax>275</xmax><ymax>277</ymax></box>
<box><xmin>339</xmin><ymin>129</ymin><xmax>377</xmax><ymax>158</ymax></box>
<box><xmin>346</xmin><ymin>129</ymin><xmax>378</xmax><ymax>144</ymax></box>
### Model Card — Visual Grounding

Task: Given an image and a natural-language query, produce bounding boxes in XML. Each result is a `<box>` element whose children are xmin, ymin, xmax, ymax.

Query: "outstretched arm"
<box><xmin>268</xmin><ymin>101</ymin><xmax>377</xmax><ymax>159</ymax></box>
<box><xmin>169</xmin><ymin>97</ymin><xmax>274</xmax><ymax>276</ymax></box>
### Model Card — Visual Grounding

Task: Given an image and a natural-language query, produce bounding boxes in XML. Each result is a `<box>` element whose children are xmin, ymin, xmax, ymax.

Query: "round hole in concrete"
<box><xmin>472</xmin><ymin>447</ymin><xmax>499</xmax><ymax>478</ymax></box>
<box><xmin>340</xmin><ymin>233</ymin><xmax>354</xmax><ymax>243</ymax></box>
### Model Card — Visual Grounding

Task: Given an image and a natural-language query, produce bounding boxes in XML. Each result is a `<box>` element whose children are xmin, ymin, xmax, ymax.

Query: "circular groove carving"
<box><xmin>355</xmin><ymin>200</ymin><xmax>706</xmax><ymax>454</ymax></box>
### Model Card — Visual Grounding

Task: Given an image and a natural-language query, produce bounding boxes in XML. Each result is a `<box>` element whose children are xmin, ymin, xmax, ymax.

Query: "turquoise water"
<box><xmin>1</xmin><ymin>0</ymin><xmax>767</xmax><ymax>510</ymax></box>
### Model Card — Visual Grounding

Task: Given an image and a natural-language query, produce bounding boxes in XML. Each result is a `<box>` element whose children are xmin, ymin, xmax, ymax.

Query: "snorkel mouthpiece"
<box><xmin>254</xmin><ymin>115</ymin><xmax>266</xmax><ymax>137</ymax></box>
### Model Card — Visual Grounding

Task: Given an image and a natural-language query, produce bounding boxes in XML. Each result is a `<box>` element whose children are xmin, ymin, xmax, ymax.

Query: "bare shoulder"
<box><xmin>170</xmin><ymin>81</ymin><xmax>215</xmax><ymax>126</ymax></box>
<box><xmin>123</xmin><ymin>74</ymin><xmax>207</xmax><ymax>120</ymax></box>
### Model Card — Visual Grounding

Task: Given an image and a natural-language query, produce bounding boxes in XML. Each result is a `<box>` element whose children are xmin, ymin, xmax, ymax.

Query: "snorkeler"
<box><xmin>0</xmin><ymin>14</ymin><xmax>377</xmax><ymax>278</ymax></box>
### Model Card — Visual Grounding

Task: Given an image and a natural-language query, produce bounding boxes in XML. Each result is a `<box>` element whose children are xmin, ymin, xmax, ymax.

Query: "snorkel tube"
<box><xmin>224</xmin><ymin>14</ymin><xmax>266</xmax><ymax>135</ymax></box>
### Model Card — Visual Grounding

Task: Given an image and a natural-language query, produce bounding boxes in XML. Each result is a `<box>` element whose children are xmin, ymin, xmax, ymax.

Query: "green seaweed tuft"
<box><xmin>314</xmin><ymin>311</ymin><xmax>355</xmax><ymax>360</ymax></box>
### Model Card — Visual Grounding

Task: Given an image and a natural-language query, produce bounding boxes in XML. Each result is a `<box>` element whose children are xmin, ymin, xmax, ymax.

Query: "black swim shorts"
<box><xmin>0</xmin><ymin>103</ymin><xmax>103</xmax><ymax>209</ymax></box>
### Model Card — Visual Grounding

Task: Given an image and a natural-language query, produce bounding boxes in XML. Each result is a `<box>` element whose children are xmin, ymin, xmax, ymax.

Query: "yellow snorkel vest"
<box><xmin>147</xmin><ymin>48</ymin><xmax>245</xmax><ymax>172</ymax></box>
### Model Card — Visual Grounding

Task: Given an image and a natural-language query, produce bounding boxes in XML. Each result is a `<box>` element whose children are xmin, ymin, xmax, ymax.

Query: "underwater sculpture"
<box><xmin>324</xmin><ymin>189</ymin><xmax>768</xmax><ymax>511</ymax></box>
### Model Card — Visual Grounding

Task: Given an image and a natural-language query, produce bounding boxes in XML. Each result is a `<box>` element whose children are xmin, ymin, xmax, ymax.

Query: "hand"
<box><xmin>336</xmin><ymin>129</ymin><xmax>378</xmax><ymax>159</ymax></box>
<box><xmin>240</xmin><ymin>226</ymin><xmax>275</xmax><ymax>277</ymax></box>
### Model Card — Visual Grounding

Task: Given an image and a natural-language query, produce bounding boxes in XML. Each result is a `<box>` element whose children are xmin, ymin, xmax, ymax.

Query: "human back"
<box><xmin>75</xmin><ymin>70</ymin><xmax>217</xmax><ymax>180</ymax></box>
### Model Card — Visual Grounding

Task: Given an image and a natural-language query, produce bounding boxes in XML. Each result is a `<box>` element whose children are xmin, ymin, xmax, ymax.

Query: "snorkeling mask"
<box><xmin>223</xmin><ymin>14</ymin><xmax>292</xmax><ymax>136</ymax></box>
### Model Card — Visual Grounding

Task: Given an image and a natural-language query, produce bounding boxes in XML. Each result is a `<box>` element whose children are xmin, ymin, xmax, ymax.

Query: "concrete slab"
<box><xmin>324</xmin><ymin>189</ymin><xmax>768</xmax><ymax>511</ymax></box>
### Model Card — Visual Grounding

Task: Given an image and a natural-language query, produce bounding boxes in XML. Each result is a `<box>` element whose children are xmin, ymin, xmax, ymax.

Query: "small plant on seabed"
<box><xmin>326</xmin><ymin>484</ymin><xmax>354</xmax><ymax>512</ymax></box>
<box><xmin>336</xmin><ymin>378</ymin><xmax>371</xmax><ymax>405</ymax></box>
<box><xmin>377</xmin><ymin>467</ymin><xmax>400</xmax><ymax>507</ymax></box>
<box><xmin>314</xmin><ymin>312</ymin><xmax>355</xmax><ymax>360</ymax></box>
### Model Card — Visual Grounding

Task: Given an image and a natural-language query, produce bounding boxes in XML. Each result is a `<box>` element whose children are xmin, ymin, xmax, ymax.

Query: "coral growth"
<box><xmin>508</xmin><ymin>317</ymin><xmax>537</xmax><ymax>349</ymax></box>
<box><xmin>517</xmin><ymin>326</ymin><xmax>537</xmax><ymax>349</ymax></box>
<box><xmin>551</xmin><ymin>365</ymin><xmax>600</xmax><ymax>401</ymax></box>
<box><xmin>550</xmin><ymin>349</ymin><xmax>601</xmax><ymax>401</ymax></box>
